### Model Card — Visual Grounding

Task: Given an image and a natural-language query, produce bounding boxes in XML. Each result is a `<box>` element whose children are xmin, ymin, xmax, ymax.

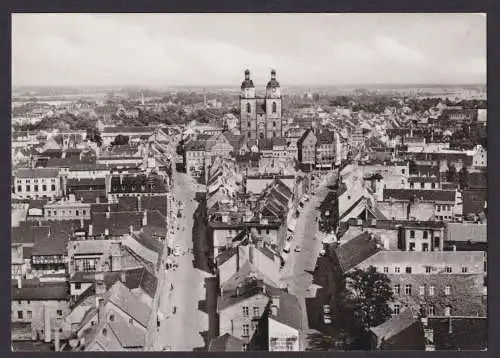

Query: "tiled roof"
<box><xmin>462</xmin><ymin>189</ymin><xmax>487</xmax><ymax>216</ymax></box>
<box><xmin>445</xmin><ymin>222</ymin><xmax>487</xmax><ymax>243</ymax></box>
<box><xmin>429</xmin><ymin>317</ymin><xmax>487</xmax><ymax>350</ymax></box>
<box><xmin>383</xmin><ymin>189</ymin><xmax>456</xmax><ymax>203</ymax></box>
<box><xmin>370</xmin><ymin>309</ymin><xmax>418</xmax><ymax>342</ymax></box>
<box><xmin>67</xmin><ymin>177</ymin><xmax>106</xmax><ymax>188</ymax></box>
<box><xmin>12</xmin><ymin>280</ymin><xmax>70</xmax><ymax>301</ymax></box>
<box><xmin>102</xmin><ymin>126</ymin><xmax>155</xmax><ymax>134</ymax></box>
<box><xmin>104</xmin><ymin>280</ymin><xmax>151</xmax><ymax>328</ymax></box>
<box><xmin>269</xmin><ymin>288</ymin><xmax>303</xmax><ymax>330</ymax></box>
<box><xmin>335</xmin><ymin>232</ymin><xmax>379</xmax><ymax>273</ymax></box>
<box><xmin>12</xmin><ymin>224</ymin><xmax>50</xmax><ymax>245</ymax></box>
<box><xmin>407</xmin><ymin>176</ymin><xmax>440</xmax><ymax>183</ymax></box>
<box><xmin>32</xmin><ymin>236</ymin><xmax>68</xmax><ymax>255</ymax></box>
<box><xmin>360</xmin><ymin>250</ymin><xmax>485</xmax><ymax>267</ymax></box>
<box><xmin>316</xmin><ymin>130</ymin><xmax>335</xmax><ymax>144</ymax></box>
<box><xmin>74</xmin><ymin>190</ymin><xmax>108</xmax><ymax>203</ymax></box>
<box><xmin>184</xmin><ymin>140</ymin><xmax>208</xmax><ymax>152</ymax></box>
<box><xmin>15</xmin><ymin>167</ymin><xmax>59</xmax><ymax>178</ymax></box>
<box><xmin>208</xmin><ymin>333</ymin><xmax>245</xmax><ymax>351</ymax></box>
<box><xmin>110</xmin><ymin>174</ymin><xmax>167</xmax><ymax>193</ymax></box>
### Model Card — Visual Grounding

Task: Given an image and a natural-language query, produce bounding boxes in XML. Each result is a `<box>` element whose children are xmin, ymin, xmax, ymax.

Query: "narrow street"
<box><xmin>279</xmin><ymin>171</ymin><xmax>338</xmax><ymax>345</ymax></box>
<box><xmin>150</xmin><ymin>169</ymin><xmax>213</xmax><ymax>351</ymax></box>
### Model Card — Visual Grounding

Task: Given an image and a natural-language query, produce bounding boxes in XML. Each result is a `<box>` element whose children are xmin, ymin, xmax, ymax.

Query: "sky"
<box><xmin>12</xmin><ymin>13</ymin><xmax>486</xmax><ymax>87</ymax></box>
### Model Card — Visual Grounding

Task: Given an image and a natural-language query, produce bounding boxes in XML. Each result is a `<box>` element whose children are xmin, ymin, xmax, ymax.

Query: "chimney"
<box><xmin>17</xmin><ymin>277</ymin><xmax>22</xmax><ymax>289</ymax></box>
<box><xmin>88</xmin><ymin>224</ymin><xmax>93</xmax><ymax>237</ymax></box>
<box><xmin>142</xmin><ymin>210</ymin><xmax>148</xmax><ymax>227</ymax></box>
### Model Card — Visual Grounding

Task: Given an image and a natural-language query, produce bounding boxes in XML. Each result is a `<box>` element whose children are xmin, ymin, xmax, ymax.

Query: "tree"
<box><xmin>447</xmin><ymin>164</ymin><xmax>457</xmax><ymax>183</ymax></box>
<box><xmin>343</xmin><ymin>266</ymin><xmax>394</xmax><ymax>331</ymax></box>
<box><xmin>112</xmin><ymin>135</ymin><xmax>129</xmax><ymax>146</ymax></box>
<box><xmin>459</xmin><ymin>166</ymin><xmax>469</xmax><ymax>189</ymax></box>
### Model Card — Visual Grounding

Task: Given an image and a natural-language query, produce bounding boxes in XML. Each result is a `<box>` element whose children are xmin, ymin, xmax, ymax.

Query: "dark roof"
<box><xmin>208</xmin><ymin>333</ymin><xmax>245</xmax><ymax>351</ymax></box>
<box><xmin>118</xmin><ymin>196</ymin><xmax>139</xmax><ymax>212</ymax></box>
<box><xmin>256</xmin><ymin>102</ymin><xmax>266</xmax><ymax>115</ymax></box>
<box><xmin>28</xmin><ymin>199</ymin><xmax>48</xmax><ymax>210</ymax></box>
<box><xmin>266</xmin><ymin>78</ymin><xmax>280</xmax><ymax>89</ymax></box>
<box><xmin>407</xmin><ymin>176</ymin><xmax>440</xmax><ymax>183</ymax></box>
<box><xmin>428</xmin><ymin>317</ymin><xmax>487</xmax><ymax>350</ymax></box>
<box><xmin>462</xmin><ymin>189</ymin><xmax>487</xmax><ymax>216</ymax></box>
<box><xmin>67</xmin><ymin>177</ymin><xmax>106</xmax><ymax>189</ymax></box>
<box><xmin>316</xmin><ymin>130</ymin><xmax>335</xmax><ymax>144</ymax></box>
<box><xmin>445</xmin><ymin>222</ymin><xmax>487</xmax><ymax>243</ymax></box>
<box><xmin>12</xmin><ymin>224</ymin><xmax>50</xmax><ymax>245</ymax></box>
<box><xmin>103</xmin><ymin>126</ymin><xmax>155</xmax><ymax>134</ymax></box>
<box><xmin>32</xmin><ymin>236</ymin><xmax>68</xmax><ymax>255</ymax></box>
<box><xmin>184</xmin><ymin>140</ymin><xmax>207</xmax><ymax>152</ymax></box>
<box><xmin>269</xmin><ymin>288</ymin><xmax>303</xmax><ymax>330</ymax></box>
<box><xmin>271</xmin><ymin>137</ymin><xmax>287</xmax><ymax>147</ymax></box>
<box><xmin>216</xmin><ymin>246</ymin><xmax>239</xmax><ymax>266</ymax></box>
<box><xmin>69</xmin><ymin>268</ymin><xmax>158</xmax><ymax>298</ymax></box>
<box><xmin>241</xmin><ymin>79</ymin><xmax>255</xmax><ymax>89</ymax></box>
<box><xmin>110</xmin><ymin>174</ymin><xmax>167</xmax><ymax>194</ymax></box>
<box><xmin>297</xmin><ymin>128</ymin><xmax>314</xmax><ymax>147</ymax></box>
<box><xmin>383</xmin><ymin>189</ymin><xmax>456</xmax><ymax>203</ymax></box>
<box><xmin>335</xmin><ymin>232</ymin><xmax>379</xmax><ymax>273</ymax></box>
<box><xmin>370</xmin><ymin>309</ymin><xmax>419</xmax><ymax>343</ymax></box>
<box><xmin>74</xmin><ymin>189</ymin><xmax>108</xmax><ymax>203</ymax></box>
<box><xmin>12</xmin><ymin>280</ymin><xmax>70</xmax><ymax>301</ymax></box>
<box><xmin>15</xmin><ymin>167</ymin><xmax>59</xmax><ymax>178</ymax></box>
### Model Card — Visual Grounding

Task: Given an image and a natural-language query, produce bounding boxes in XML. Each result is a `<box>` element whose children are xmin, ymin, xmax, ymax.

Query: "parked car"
<box><xmin>319</xmin><ymin>249</ymin><xmax>326</xmax><ymax>256</ymax></box>
<box><xmin>323</xmin><ymin>314</ymin><xmax>332</xmax><ymax>325</ymax></box>
<box><xmin>323</xmin><ymin>304</ymin><xmax>331</xmax><ymax>314</ymax></box>
<box><xmin>294</xmin><ymin>245</ymin><xmax>301</xmax><ymax>252</ymax></box>
<box><xmin>303</xmin><ymin>195</ymin><xmax>310</xmax><ymax>202</ymax></box>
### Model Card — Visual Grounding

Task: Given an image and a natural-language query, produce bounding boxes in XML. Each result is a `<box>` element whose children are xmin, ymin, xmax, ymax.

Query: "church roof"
<box><xmin>241</xmin><ymin>79</ymin><xmax>255</xmax><ymax>89</ymax></box>
<box><xmin>266</xmin><ymin>79</ymin><xmax>280</xmax><ymax>89</ymax></box>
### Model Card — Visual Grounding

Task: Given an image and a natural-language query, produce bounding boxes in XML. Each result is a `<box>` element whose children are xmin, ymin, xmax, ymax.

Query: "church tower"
<box><xmin>240</xmin><ymin>69</ymin><xmax>257</xmax><ymax>139</ymax></box>
<box><xmin>265</xmin><ymin>69</ymin><xmax>282</xmax><ymax>138</ymax></box>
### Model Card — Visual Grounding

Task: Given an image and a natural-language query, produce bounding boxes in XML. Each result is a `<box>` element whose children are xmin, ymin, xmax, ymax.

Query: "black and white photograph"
<box><xmin>11</xmin><ymin>13</ymin><xmax>487</xmax><ymax>352</ymax></box>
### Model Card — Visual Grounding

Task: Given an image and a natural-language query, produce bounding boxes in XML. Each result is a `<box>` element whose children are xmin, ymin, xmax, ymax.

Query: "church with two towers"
<box><xmin>239</xmin><ymin>69</ymin><xmax>283</xmax><ymax>139</ymax></box>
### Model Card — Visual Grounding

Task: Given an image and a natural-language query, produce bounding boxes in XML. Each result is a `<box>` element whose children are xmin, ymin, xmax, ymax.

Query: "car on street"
<box><xmin>319</xmin><ymin>249</ymin><xmax>326</xmax><ymax>256</ymax></box>
<box><xmin>294</xmin><ymin>245</ymin><xmax>301</xmax><ymax>252</ymax></box>
<box><xmin>323</xmin><ymin>314</ymin><xmax>332</xmax><ymax>325</ymax></box>
<box><xmin>323</xmin><ymin>304</ymin><xmax>331</xmax><ymax>314</ymax></box>
<box><xmin>303</xmin><ymin>195</ymin><xmax>310</xmax><ymax>202</ymax></box>
<box><xmin>287</xmin><ymin>235</ymin><xmax>293</xmax><ymax>241</ymax></box>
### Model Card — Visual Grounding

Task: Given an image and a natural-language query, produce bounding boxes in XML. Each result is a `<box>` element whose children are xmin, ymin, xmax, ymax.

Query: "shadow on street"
<box><xmin>191</xmin><ymin>199</ymin><xmax>212</xmax><ymax>274</ymax></box>
<box><xmin>195</xmin><ymin>276</ymin><xmax>219</xmax><ymax>351</ymax></box>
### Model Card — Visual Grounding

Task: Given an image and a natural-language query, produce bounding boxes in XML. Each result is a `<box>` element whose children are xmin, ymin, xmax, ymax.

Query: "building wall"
<box><xmin>403</xmin><ymin>227</ymin><xmax>445</xmax><ymax>252</ymax></box>
<box><xmin>376</xmin><ymin>201</ymin><xmax>435</xmax><ymax>221</ymax></box>
<box><xmin>14</xmin><ymin>177</ymin><xmax>61</xmax><ymax>200</ymax></box>
<box><xmin>268</xmin><ymin>318</ymin><xmax>300</xmax><ymax>351</ymax></box>
<box><xmin>44</xmin><ymin>202</ymin><xmax>91</xmax><ymax>220</ymax></box>
<box><xmin>219</xmin><ymin>294</ymin><xmax>269</xmax><ymax>343</ymax></box>
<box><xmin>11</xmin><ymin>299</ymin><xmax>71</xmax><ymax>340</ymax></box>
<box><xmin>67</xmin><ymin>169</ymin><xmax>110</xmax><ymax>180</ymax></box>
<box><xmin>70</xmin><ymin>282</ymin><xmax>94</xmax><ymax>299</ymax></box>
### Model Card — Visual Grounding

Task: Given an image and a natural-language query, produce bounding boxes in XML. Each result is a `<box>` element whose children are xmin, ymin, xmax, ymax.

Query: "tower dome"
<box><xmin>266</xmin><ymin>69</ymin><xmax>280</xmax><ymax>89</ymax></box>
<box><xmin>241</xmin><ymin>69</ymin><xmax>255</xmax><ymax>89</ymax></box>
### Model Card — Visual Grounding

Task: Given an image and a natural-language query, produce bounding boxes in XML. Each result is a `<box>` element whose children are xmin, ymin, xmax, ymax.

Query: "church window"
<box><xmin>272</xmin><ymin>102</ymin><xmax>277</xmax><ymax>113</ymax></box>
<box><xmin>246</xmin><ymin>103</ymin><xmax>251</xmax><ymax>113</ymax></box>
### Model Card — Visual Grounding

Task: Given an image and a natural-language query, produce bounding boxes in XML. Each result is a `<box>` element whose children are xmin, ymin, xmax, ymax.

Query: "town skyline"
<box><xmin>12</xmin><ymin>13</ymin><xmax>486</xmax><ymax>87</ymax></box>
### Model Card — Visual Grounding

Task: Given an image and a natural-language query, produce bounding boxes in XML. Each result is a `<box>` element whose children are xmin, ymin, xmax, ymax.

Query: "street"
<box><xmin>150</xmin><ymin>167</ymin><xmax>214</xmax><ymax>351</ymax></box>
<box><xmin>279</xmin><ymin>171</ymin><xmax>338</xmax><ymax>347</ymax></box>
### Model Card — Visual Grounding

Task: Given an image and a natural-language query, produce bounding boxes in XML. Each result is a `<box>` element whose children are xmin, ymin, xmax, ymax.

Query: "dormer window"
<box><xmin>272</xmin><ymin>102</ymin><xmax>277</xmax><ymax>113</ymax></box>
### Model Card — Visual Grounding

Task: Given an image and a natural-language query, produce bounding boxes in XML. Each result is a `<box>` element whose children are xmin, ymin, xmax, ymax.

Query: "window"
<box><xmin>429</xmin><ymin>285</ymin><xmax>435</xmax><ymax>296</ymax></box>
<box><xmin>273</xmin><ymin>121</ymin><xmax>276</xmax><ymax>127</ymax></box>
<box><xmin>266</xmin><ymin>229</ymin><xmax>270</xmax><ymax>235</ymax></box>
<box><xmin>395</xmin><ymin>267</ymin><xmax>400</xmax><ymax>273</ymax></box>
<box><xmin>242</xmin><ymin>343</ymin><xmax>248</xmax><ymax>351</ymax></box>
<box><xmin>272</xmin><ymin>102</ymin><xmax>277</xmax><ymax>113</ymax></box>
<box><xmin>34</xmin><ymin>185</ymin><xmax>39</xmax><ymax>192</ymax></box>
<box><xmin>383</xmin><ymin>266</ymin><xmax>389</xmax><ymax>273</ymax></box>
<box><xmin>406</xmin><ymin>267</ymin><xmax>412</xmax><ymax>274</ymax></box>
<box><xmin>423</xmin><ymin>243</ymin><xmax>429</xmax><ymax>251</ymax></box>
<box><xmin>26</xmin><ymin>185</ymin><xmax>31</xmax><ymax>192</ymax></box>
<box><xmin>246</xmin><ymin>103</ymin><xmax>251</xmax><ymax>113</ymax></box>
<box><xmin>410</xmin><ymin>230</ymin><xmax>415</xmax><ymax>239</ymax></box>
<box><xmin>419</xmin><ymin>285</ymin><xmax>425</xmax><ymax>296</ymax></box>
<box><xmin>251</xmin><ymin>320</ymin><xmax>257</xmax><ymax>331</ymax></box>
<box><xmin>462</xmin><ymin>266</ymin><xmax>468</xmax><ymax>273</ymax></box>
<box><xmin>27</xmin><ymin>311</ymin><xmax>32</xmax><ymax>320</ymax></box>
<box><xmin>409</xmin><ymin>242</ymin><xmax>415</xmax><ymax>251</ymax></box>
<box><xmin>428</xmin><ymin>305</ymin><xmax>435</xmax><ymax>316</ymax></box>
<box><xmin>431</xmin><ymin>183</ymin><xmax>436</xmax><ymax>189</ymax></box>
<box><xmin>444</xmin><ymin>306</ymin><xmax>451</xmax><ymax>316</ymax></box>
<box><xmin>423</xmin><ymin>231</ymin><xmax>428</xmax><ymax>239</ymax></box>
<box><xmin>109</xmin><ymin>314</ymin><xmax>114</xmax><ymax>321</ymax></box>
<box><xmin>394</xmin><ymin>284</ymin><xmax>401</xmax><ymax>295</ymax></box>
<box><xmin>83</xmin><ymin>210</ymin><xmax>87</xmax><ymax>216</ymax></box>
<box><xmin>445</xmin><ymin>286</ymin><xmax>451</xmax><ymax>295</ymax></box>
<box><xmin>242</xmin><ymin>324</ymin><xmax>250</xmax><ymax>337</ymax></box>
<box><xmin>445</xmin><ymin>266</ymin><xmax>452</xmax><ymax>273</ymax></box>
<box><xmin>410</xmin><ymin>183</ymin><xmax>414</xmax><ymax>189</ymax></box>
<box><xmin>75</xmin><ymin>283</ymin><xmax>81</xmax><ymax>290</ymax></box>
<box><xmin>102</xmin><ymin>328</ymin><xmax>107</xmax><ymax>337</ymax></box>
<box><xmin>76</xmin><ymin>210</ymin><xmax>79</xmax><ymax>216</ymax></box>
<box><xmin>242</xmin><ymin>306</ymin><xmax>249</xmax><ymax>317</ymax></box>
<box><xmin>248</xmin><ymin>122</ymin><xmax>251</xmax><ymax>128</ymax></box>
<box><xmin>17</xmin><ymin>311</ymin><xmax>23</xmax><ymax>319</ymax></box>
<box><xmin>51</xmin><ymin>184</ymin><xmax>56</xmax><ymax>191</ymax></box>
<box><xmin>420</xmin><ymin>182</ymin><xmax>424</xmax><ymax>189</ymax></box>
<box><xmin>405</xmin><ymin>284</ymin><xmax>412</xmax><ymax>295</ymax></box>
<box><xmin>393</xmin><ymin>304</ymin><xmax>401</xmax><ymax>315</ymax></box>
<box><xmin>401</xmin><ymin>169</ymin><xmax>405</xmax><ymax>174</ymax></box>
<box><xmin>253</xmin><ymin>306</ymin><xmax>260</xmax><ymax>317</ymax></box>
<box><xmin>57</xmin><ymin>310</ymin><xmax>63</xmax><ymax>316</ymax></box>
<box><xmin>129</xmin><ymin>318</ymin><xmax>134</xmax><ymax>325</ymax></box>
<box><xmin>17</xmin><ymin>185</ymin><xmax>22</xmax><ymax>192</ymax></box>
<box><xmin>42</xmin><ymin>184</ymin><xmax>47</xmax><ymax>191</ymax></box>
<box><xmin>273</xmin><ymin>131</ymin><xmax>276</xmax><ymax>137</ymax></box>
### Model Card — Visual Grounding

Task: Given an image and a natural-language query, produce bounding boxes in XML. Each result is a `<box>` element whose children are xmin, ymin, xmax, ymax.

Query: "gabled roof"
<box><xmin>370</xmin><ymin>309</ymin><xmax>418</xmax><ymax>342</ymax></box>
<box><xmin>208</xmin><ymin>333</ymin><xmax>245</xmax><ymax>351</ymax></box>
<box><xmin>15</xmin><ymin>167</ymin><xmax>59</xmax><ymax>178</ymax></box>
<box><xmin>335</xmin><ymin>232</ymin><xmax>379</xmax><ymax>273</ymax></box>
<box><xmin>12</xmin><ymin>280</ymin><xmax>70</xmax><ymax>301</ymax></box>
